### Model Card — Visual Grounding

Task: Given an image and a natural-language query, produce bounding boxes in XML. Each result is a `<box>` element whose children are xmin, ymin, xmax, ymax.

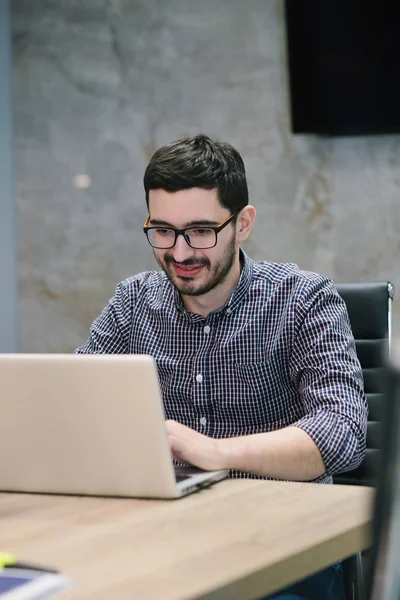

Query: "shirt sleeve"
<box><xmin>75</xmin><ymin>280</ymin><xmax>133</xmax><ymax>354</ymax></box>
<box><xmin>289</xmin><ymin>277</ymin><xmax>368</xmax><ymax>477</ymax></box>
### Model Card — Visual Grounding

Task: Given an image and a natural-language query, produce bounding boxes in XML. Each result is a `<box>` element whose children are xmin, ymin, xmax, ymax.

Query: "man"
<box><xmin>77</xmin><ymin>134</ymin><xmax>367</xmax><ymax>599</ymax></box>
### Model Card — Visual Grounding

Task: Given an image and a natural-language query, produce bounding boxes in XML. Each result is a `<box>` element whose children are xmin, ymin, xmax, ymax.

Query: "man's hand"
<box><xmin>165</xmin><ymin>420</ymin><xmax>326</xmax><ymax>480</ymax></box>
<box><xmin>165</xmin><ymin>420</ymin><xmax>228</xmax><ymax>471</ymax></box>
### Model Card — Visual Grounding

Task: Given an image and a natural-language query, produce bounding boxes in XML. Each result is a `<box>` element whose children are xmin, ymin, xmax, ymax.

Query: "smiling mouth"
<box><xmin>172</xmin><ymin>262</ymin><xmax>205</xmax><ymax>277</ymax></box>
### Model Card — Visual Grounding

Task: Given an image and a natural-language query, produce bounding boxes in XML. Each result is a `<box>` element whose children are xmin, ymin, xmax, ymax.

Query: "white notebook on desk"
<box><xmin>0</xmin><ymin>567</ymin><xmax>69</xmax><ymax>600</ymax></box>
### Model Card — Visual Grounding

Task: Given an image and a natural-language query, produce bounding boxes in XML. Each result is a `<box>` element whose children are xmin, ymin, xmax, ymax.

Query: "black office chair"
<box><xmin>334</xmin><ymin>281</ymin><xmax>394</xmax><ymax>486</ymax></box>
<box><xmin>334</xmin><ymin>282</ymin><xmax>395</xmax><ymax>600</ymax></box>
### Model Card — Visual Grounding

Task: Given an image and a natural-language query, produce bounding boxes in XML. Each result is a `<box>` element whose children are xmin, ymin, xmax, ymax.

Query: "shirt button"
<box><xmin>200</xmin><ymin>417</ymin><xmax>207</xmax><ymax>426</ymax></box>
<box><xmin>204</xmin><ymin>326</ymin><xmax>211</xmax><ymax>334</ymax></box>
<box><xmin>196</xmin><ymin>374</ymin><xmax>203</xmax><ymax>383</ymax></box>
<box><xmin>226</xmin><ymin>308</ymin><xmax>231</xmax><ymax>315</ymax></box>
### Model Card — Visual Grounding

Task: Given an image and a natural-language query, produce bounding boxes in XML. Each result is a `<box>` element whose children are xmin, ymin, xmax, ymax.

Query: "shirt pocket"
<box><xmin>213</xmin><ymin>361</ymin><xmax>292</xmax><ymax>431</ymax></box>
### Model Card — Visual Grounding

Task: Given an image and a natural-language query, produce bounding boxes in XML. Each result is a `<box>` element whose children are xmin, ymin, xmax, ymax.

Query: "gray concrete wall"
<box><xmin>1</xmin><ymin>0</ymin><xmax>18</xmax><ymax>352</ymax></box>
<box><xmin>12</xmin><ymin>0</ymin><xmax>400</xmax><ymax>352</ymax></box>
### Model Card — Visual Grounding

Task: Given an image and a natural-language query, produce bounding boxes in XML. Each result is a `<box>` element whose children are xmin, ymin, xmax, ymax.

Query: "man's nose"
<box><xmin>172</xmin><ymin>233</ymin><xmax>195</xmax><ymax>263</ymax></box>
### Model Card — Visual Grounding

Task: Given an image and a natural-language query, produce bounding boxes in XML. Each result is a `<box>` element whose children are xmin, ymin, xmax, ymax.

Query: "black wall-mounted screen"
<box><xmin>284</xmin><ymin>1</ymin><xmax>400</xmax><ymax>136</ymax></box>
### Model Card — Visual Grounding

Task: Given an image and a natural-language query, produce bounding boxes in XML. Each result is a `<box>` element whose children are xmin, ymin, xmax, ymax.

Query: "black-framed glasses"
<box><xmin>143</xmin><ymin>211</ymin><xmax>239</xmax><ymax>249</ymax></box>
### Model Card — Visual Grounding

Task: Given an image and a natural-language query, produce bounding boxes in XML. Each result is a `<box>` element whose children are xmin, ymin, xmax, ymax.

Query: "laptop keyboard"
<box><xmin>175</xmin><ymin>474</ymin><xmax>190</xmax><ymax>482</ymax></box>
<box><xmin>174</xmin><ymin>466</ymin><xmax>203</xmax><ymax>482</ymax></box>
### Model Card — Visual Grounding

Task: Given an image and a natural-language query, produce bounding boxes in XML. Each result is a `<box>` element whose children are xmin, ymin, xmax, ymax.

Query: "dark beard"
<box><xmin>155</xmin><ymin>234</ymin><xmax>237</xmax><ymax>297</ymax></box>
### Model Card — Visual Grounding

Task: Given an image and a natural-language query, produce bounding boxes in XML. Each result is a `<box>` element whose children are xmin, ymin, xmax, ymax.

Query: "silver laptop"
<box><xmin>0</xmin><ymin>354</ymin><xmax>228</xmax><ymax>499</ymax></box>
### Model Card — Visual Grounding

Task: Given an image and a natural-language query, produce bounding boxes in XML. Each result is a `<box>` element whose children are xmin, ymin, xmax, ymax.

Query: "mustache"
<box><xmin>164</xmin><ymin>255</ymin><xmax>210</xmax><ymax>268</ymax></box>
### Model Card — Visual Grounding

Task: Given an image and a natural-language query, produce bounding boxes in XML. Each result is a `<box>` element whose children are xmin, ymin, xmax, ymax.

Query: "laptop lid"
<box><xmin>0</xmin><ymin>354</ymin><xmax>186</xmax><ymax>499</ymax></box>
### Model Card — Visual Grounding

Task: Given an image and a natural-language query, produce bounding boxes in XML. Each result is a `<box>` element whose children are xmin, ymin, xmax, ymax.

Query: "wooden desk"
<box><xmin>0</xmin><ymin>480</ymin><xmax>373</xmax><ymax>599</ymax></box>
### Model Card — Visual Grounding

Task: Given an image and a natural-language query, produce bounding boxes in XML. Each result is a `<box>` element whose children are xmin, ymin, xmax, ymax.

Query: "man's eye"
<box><xmin>155</xmin><ymin>229</ymin><xmax>170</xmax><ymax>235</ymax></box>
<box><xmin>192</xmin><ymin>228</ymin><xmax>211</xmax><ymax>235</ymax></box>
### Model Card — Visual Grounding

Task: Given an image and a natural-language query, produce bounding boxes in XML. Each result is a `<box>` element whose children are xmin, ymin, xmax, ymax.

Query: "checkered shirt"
<box><xmin>76</xmin><ymin>251</ymin><xmax>368</xmax><ymax>483</ymax></box>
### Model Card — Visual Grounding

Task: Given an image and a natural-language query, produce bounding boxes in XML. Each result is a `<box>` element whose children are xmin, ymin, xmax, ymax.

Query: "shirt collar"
<box><xmin>172</xmin><ymin>249</ymin><xmax>254</xmax><ymax>320</ymax></box>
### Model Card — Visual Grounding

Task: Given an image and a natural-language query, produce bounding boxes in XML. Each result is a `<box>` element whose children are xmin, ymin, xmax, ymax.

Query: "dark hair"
<box><xmin>143</xmin><ymin>134</ymin><xmax>249</xmax><ymax>213</ymax></box>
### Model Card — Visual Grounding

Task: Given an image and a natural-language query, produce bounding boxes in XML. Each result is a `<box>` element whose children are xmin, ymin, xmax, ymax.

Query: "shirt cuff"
<box><xmin>291</xmin><ymin>412</ymin><xmax>363</xmax><ymax>476</ymax></box>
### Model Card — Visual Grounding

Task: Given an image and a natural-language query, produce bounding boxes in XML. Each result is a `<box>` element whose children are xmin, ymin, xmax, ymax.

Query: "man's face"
<box><xmin>147</xmin><ymin>188</ymin><xmax>238</xmax><ymax>297</ymax></box>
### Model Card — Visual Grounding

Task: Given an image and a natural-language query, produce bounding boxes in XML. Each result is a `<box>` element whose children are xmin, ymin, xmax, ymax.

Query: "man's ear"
<box><xmin>236</xmin><ymin>205</ymin><xmax>256</xmax><ymax>242</ymax></box>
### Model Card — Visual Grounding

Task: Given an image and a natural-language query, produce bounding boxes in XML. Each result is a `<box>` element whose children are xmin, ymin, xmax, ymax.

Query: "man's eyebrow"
<box><xmin>149</xmin><ymin>219</ymin><xmax>219</xmax><ymax>227</ymax></box>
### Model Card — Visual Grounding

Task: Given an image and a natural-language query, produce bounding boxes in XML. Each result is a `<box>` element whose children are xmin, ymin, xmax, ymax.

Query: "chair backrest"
<box><xmin>334</xmin><ymin>281</ymin><xmax>395</xmax><ymax>487</ymax></box>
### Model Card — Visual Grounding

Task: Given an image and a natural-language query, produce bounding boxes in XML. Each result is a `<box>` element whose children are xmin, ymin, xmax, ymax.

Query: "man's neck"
<box><xmin>181</xmin><ymin>254</ymin><xmax>242</xmax><ymax>318</ymax></box>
